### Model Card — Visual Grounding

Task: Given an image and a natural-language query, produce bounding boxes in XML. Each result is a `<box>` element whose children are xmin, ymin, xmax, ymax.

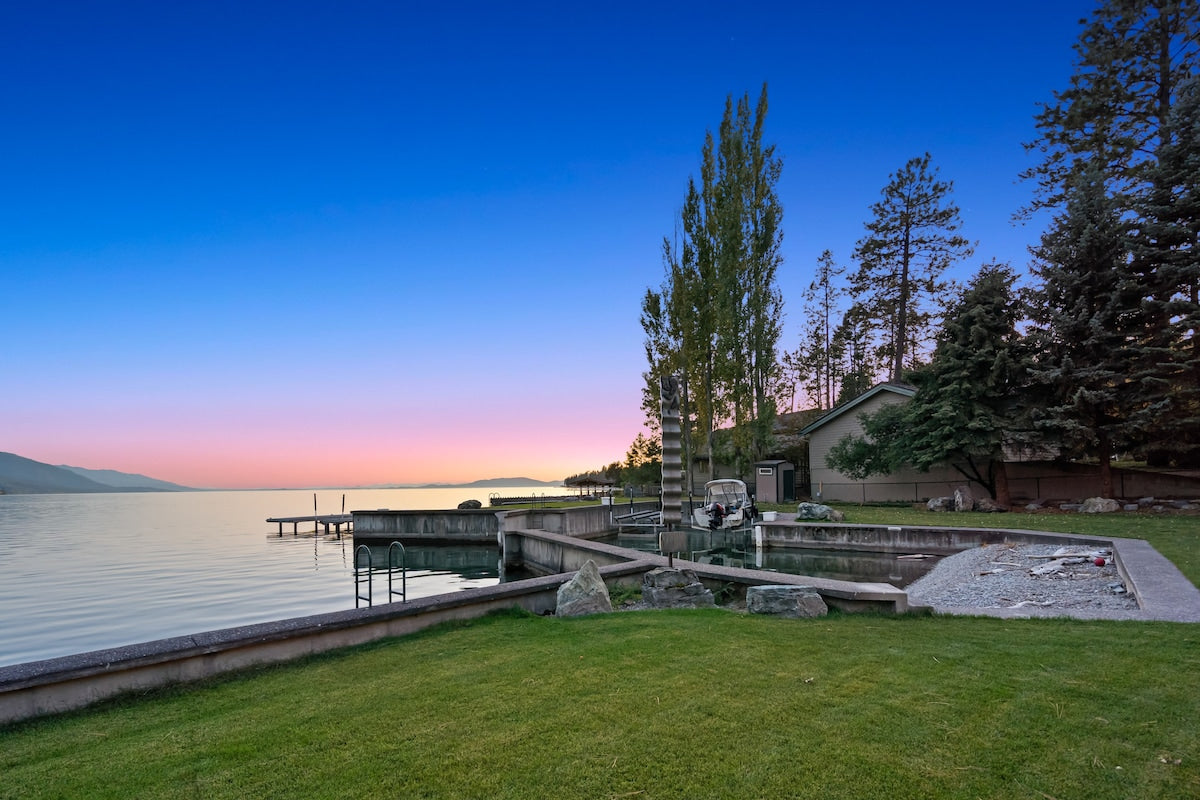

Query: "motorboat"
<box><xmin>692</xmin><ymin>479</ymin><xmax>753</xmax><ymax>530</ymax></box>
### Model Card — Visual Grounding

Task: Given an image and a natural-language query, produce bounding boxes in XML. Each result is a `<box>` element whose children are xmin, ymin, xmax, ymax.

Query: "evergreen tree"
<box><xmin>851</xmin><ymin>153</ymin><xmax>973</xmax><ymax>381</ymax></box>
<box><xmin>622</xmin><ymin>432</ymin><xmax>663</xmax><ymax>487</ymax></box>
<box><xmin>638</xmin><ymin>287</ymin><xmax>673</xmax><ymax>437</ymax></box>
<box><xmin>1132</xmin><ymin>75</ymin><xmax>1200</xmax><ymax>463</ymax></box>
<box><xmin>775</xmin><ymin>346</ymin><xmax>804</xmax><ymax>413</ymax></box>
<box><xmin>831</xmin><ymin>301</ymin><xmax>879</xmax><ymax>405</ymax></box>
<box><xmin>1022</xmin><ymin>0</ymin><xmax>1200</xmax><ymax>470</ymax></box>
<box><xmin>1022</xmin><ymin>0</ymin><xmax>1200</xmax><ymax>216</ymax></box>
<box><xmin>1027</xmin><ymin>168</ymin><xmax>1137</xmax><ymax>497</ymax></box>
<box><xmin>827</xmin><ymin>263</ymin><xmax>1029</xmax><ymax>505</ymax></box>
<box><xmin>798</xmin><ymin>250</ymin><xmax>845</xmax><ymax>410</ymax></box>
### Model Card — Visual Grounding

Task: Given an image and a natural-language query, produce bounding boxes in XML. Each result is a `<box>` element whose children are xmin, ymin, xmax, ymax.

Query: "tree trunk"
<box><xmin>891</xmin><ymin>225</ymin><xmax>913</xmax><ymax>381</ymax></box>
<box><xmin>1098</xmin><ymin>431</ymin><xmax>1114</xmax><ymax>498</ymax></box>
<box><xmin>993</xmin><ymin>459</ymin><xmax>1011</xmax><ymax>508</ymax></box>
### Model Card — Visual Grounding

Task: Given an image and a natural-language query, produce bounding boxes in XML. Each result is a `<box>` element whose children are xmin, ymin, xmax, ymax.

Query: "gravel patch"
<box><xmin>907</xmin><ymin>542</ymin><xmax>1139</xmax><ymax>615</ymax></box>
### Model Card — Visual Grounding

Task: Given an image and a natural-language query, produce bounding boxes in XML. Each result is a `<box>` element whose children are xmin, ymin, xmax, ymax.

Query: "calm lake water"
<box><xmin>0</xmin><ymin>487</ymin><xmax>535</xmax><ymax>667</ymax></box>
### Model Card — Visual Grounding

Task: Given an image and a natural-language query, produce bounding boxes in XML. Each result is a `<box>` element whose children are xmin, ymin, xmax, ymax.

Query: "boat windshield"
<box><xmin>705</xmin><ymin>482</ymin><xmax>748</xmax><ymax>509</ymax></box>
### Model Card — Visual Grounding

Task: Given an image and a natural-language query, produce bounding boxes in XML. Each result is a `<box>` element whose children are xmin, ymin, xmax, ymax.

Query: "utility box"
<box><xmin>753</xmin><ymin>460</ymin><xmax>795</xmax><ymax>504</ymax></box>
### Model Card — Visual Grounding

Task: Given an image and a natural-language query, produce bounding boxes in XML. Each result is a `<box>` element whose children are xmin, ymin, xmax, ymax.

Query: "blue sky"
<box><xmin>0</xmin><ymin>1</ymin><xmax>1096</xmax><ymax>487</ymax></box>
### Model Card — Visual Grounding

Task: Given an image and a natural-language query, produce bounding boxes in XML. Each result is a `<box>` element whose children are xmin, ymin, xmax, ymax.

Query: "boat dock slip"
<box><xmin>266</xmin><ymin>514</ymin><xmax>353</xmax><ymax>537</ymax></box>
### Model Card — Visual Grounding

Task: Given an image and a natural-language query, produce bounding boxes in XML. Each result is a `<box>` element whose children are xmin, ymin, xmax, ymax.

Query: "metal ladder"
<box><xmin>354</xmin><ymin>541</ymin><xmax>407</xmax><ymax>608</ymax></box>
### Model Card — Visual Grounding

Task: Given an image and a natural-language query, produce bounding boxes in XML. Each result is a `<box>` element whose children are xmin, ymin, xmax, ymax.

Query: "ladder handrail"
<box><xmin>354</xmin><ymin>542</ymin><xmax>408</xmax><ymax>608</ymax></box>
<box><xmin>354</xmin><ymin>544</ymin><xmax>373</xmax><ymax>608</ymax></box>
<box><xmin>387</xmin><ymin>541</ymin><xmax>407</xmax><ymax>603</ymax></box>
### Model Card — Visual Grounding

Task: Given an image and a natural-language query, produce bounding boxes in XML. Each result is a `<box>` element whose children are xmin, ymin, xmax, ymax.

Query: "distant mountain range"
<box><xmin>0</xmin><ymin>453</ymin><xmax>561</xmax><ymax>495</ymax></box>
<box><xmin>416</xmin><ymin>477</ymin><xmax>562</xmax><ymax>489</ymax></box>
<box><xmin>0</xmin><ymin>452</ymin><xmax>193</xmax><ymax>494</ymax></box>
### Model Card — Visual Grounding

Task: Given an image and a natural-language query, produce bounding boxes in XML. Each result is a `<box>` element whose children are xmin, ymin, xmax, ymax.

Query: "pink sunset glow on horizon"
<box><xmin>7</xmin><ymin>394</ymin><xmax>645</xmax><ymax>489</ymax></box>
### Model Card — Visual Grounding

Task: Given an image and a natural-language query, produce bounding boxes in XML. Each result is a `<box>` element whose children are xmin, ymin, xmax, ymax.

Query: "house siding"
<box><xmin>804</xmin><ymin>383</ymin><xmax>1200</xmax><ymax>504</ymax></box>
<box><xmin>807</xmin><ymin>390</ymin><xmax>963</xmax><ymax>502</ymax></box>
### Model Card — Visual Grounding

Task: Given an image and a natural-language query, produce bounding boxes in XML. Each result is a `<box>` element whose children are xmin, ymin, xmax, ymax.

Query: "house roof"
<box><xmin>797</xmin><ymin>381</ymin><xmax>916</xmax><ymax>436</ymax></box>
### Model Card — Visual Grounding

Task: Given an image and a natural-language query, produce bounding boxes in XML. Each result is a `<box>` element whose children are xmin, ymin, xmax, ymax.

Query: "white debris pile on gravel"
<box><xmin>906</xmin><ymin>543</ymin><xmax>1139</xmax><ymax>612</ymax></box>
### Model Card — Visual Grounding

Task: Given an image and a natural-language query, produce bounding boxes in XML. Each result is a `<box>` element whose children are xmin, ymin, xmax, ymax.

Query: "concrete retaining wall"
<box><xmin>757</xmin><ymin>521</ymin><xmax>1111</xmax><ymax>554</ymax></box>
<box><xmin>351</xmin><ymin>509</ymin><xmax>502</xmax><ymax>541</ymax></box>
<box><xmin>501</xmin><ymin>502</ymin><xmax>659</xmax><ymax>539</ymax></box>
<box><xmin>503</xmin><ymin>528</ymin><xmax>643</xmax><ymax>575</ymax></box>
<box><xmin>0</xmin><ymin>523</ymin><xmax>913</xmax><ymax>725</ymax></box>
<box><xmin>501</xmin><ymin>527</ymin><xmax>910</xmax><ymax>614</ymax></box>
<box><xmin>352</xmin><ymin>502</ymin><xmax>657</xmax><ymax>543</ymax></box>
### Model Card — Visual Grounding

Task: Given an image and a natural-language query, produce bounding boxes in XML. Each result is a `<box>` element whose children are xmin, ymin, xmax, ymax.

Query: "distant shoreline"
<box><xmin>0</xmin><ymin>452</ymin><xmax>565</xmax><ymax>494</ymax></box>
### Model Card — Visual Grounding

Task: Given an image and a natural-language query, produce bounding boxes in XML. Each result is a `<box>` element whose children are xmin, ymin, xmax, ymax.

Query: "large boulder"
<box><xmin>927</xmin><ymin>496</ymin><xmax>953</xmax><ymax>512</ymax></box>
<box><xmin>556</xmin><ymin>560</ymin><xmax>612</xmax><ymax>616</ymax></box>
<box><xmin>641</xmin><ymin>567</ymin><xmax>715</xmax><ymax>609</ymax></box>
<box><xmin>747</xmin><ymin>585</ymin><xmax>828</xmax><ymax>618</ymax></box>
<box><xmin>975</xmin><ymin>497</ymin><xmax>1008</xmax><ymax>513</ymax></box>
<box><xmin>1080</xmin><ymin>497</ymin><xmax>1121</xmax><ymax>514</ymax></box>
<box><xmin>953</xmin><ymin>485</ymin><xmax>976</xmax><ymax>512</ymax></box>
<box><xmin>796</xmin><ymin>502</ymin><xmax>844</xmax><ymax>522</ymax></box>
<box><xmin>457</xmin><ymin>499</ymin><xmax>483</xmax><ymax>510</ymax></box>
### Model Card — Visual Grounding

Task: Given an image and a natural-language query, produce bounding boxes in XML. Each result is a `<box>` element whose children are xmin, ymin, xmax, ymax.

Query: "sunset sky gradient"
<box><xmin>2</xmin><ymin>1</ymin><xmax>1095</xmax><ymax>488</ymax></box>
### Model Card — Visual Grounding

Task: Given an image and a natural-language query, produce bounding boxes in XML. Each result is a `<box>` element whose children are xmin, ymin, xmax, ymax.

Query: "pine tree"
<box><xmin>852</xmin><ymin>153</ymin><xmax>973</xmax><ymax>381</ymax></box>
<box><xmin>826</xmin><ymin>263</ymin><xmax>1029</xmax><ymax>504</ymax></box>
<box><xmin>902</xmin><ymin>263</ymin><xmax>1030</xmax><ymax>505</ymax></box>
<box><xmin>831</xmin><ymin>301</ymin><xmax>879</xmax><ymax>405</ymax></box>
<box><xmin>1028</xmin><ymin>168</ymin><xmax>1137</xmax><ymax>497</ymax></box>
<box><xmin>1133</xmin><ymin>75</ymin><xmax>1200</xmax><ymax>463</ymax></box>
<box><xmin>798</xmin><ymin>250</ymin><xmax>845</xmax><ymax>410</ymax></box>
<box><xmin>1022</xmin><ymin>0</ymin><xmax>1200</xmax><ymax>216</ymax></box>
<box><xmin>775</xmin><ymin>346</ymin><xmax>804</xmax><ymax>413</ymax></box>
<box><xmin>1022</xmin><ymin>0</ymin><xmax>1200</xmax><ymax>470</ymax></box>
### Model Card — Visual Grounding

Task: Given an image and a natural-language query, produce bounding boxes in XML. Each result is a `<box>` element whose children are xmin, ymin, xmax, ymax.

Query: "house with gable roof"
<box><xmin>800</xmin><ymin>381</ymin><xmax>1200</xmax><ymax>505</ymax></box>
<box><xmin>799</xmin><ymin>382</ymin><xmax>965</xmax><ymax>503</ymax></box>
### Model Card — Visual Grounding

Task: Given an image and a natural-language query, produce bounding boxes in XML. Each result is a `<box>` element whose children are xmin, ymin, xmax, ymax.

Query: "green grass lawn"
<box><xmin>3</xmin><ymin>508</ymin><xmax>1199</xmax><ymax>799</ymax></box>
<box><xmin>3</xmin><ymin>610</ymin><xmax>1198</xmax><ymax>799</ymax></box>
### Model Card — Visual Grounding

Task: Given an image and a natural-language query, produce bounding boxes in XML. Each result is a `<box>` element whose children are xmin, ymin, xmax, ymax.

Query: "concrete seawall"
<box><xmin>756</xmin><ymin>520</ymin><xmax>1113</xmax><ymax>554</ymax></box>
<box><xmin>350</xmin><ymin>502</ymin><xmax>659</xmax><ymax>543</ymax></box>
<box><xmin>351</xmin><ymin>509</ymin><xmax>503</xmax><ymax>541</ymax></box>
<box><xmin>0</xmin><ymin>565</ymin><xmax>640</xmax><ymax>726</ymax></box>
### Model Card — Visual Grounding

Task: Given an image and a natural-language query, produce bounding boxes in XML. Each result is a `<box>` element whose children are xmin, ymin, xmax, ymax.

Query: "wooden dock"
<box><xmin>266</xmin><ymin>514</ymin><xmax>353</xmax><ymax>537</ymax></box>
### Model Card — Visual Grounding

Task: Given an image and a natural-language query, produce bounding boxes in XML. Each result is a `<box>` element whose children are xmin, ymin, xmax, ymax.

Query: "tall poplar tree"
<box><xmin>851</xmin><ymin>153</ymin><xmax>973</xmax><ymax>381</ymax></box>
<box><xmin>642</xmin><ymin>84</ymin><xmax>784</xmax><ymax>480</ymax></box>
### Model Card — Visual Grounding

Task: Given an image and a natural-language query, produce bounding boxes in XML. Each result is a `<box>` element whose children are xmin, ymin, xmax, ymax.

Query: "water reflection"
<box><xmin>355</xmin><ymin>542</ymin><xmax>501</xmax><ymax>579</ymax></box>
<box><xmin>604</xmin><ymin>533</ymin><xmax>939</xmax><ymax>588</ymax></box>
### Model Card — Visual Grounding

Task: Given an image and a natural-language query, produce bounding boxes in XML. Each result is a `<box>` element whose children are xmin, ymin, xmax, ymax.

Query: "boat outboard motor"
<box><xmin>707</xmin><ymin>502</ymin><xmax>725</xmax><ymax>530</ymax></box>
